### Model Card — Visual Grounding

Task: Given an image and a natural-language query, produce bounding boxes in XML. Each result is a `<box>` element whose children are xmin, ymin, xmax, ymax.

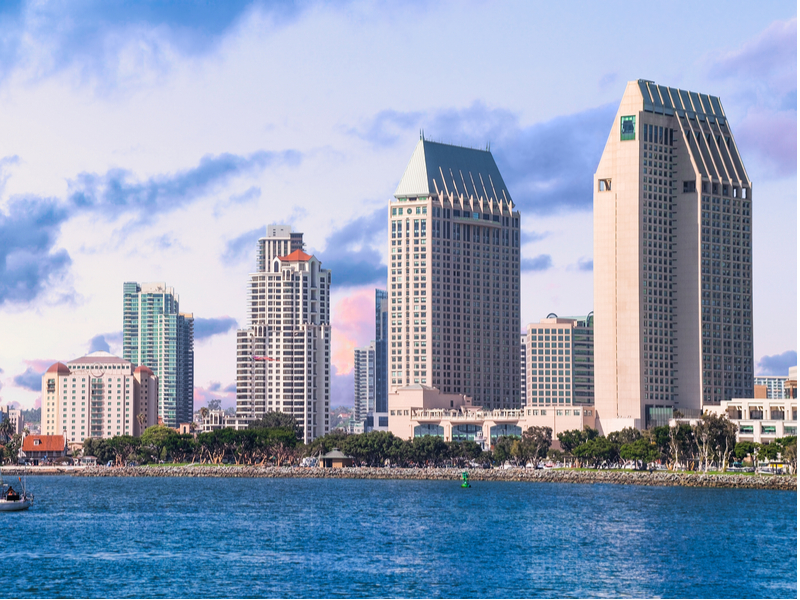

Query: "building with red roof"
<box><xmin>21</xmin><ymin>434</ymin><xmax>67</xmax><ymax>461</ymax></box>
<box><xmin>41</xmin><ymin>351</ymin><xmax>158</xmax><ymax>443</ymax></box>
<box><xmin>234</xmin><ymin>224</ymin><xmax>331</xmax><ymax>444</ymax></box>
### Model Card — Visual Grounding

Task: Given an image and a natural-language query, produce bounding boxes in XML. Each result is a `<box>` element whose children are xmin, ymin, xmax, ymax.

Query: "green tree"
<box><xmin>734</xmin><ymin>441</ymin><xmax>758</xmax><ymax>463</ymax></box>
<box><xmin>304</xmin><ymin>431</ymin><xmax>351</xmax><ymax>459</ymax></box>
<box><xmin>411</xmin><ymin>435</ymin><xmax>449</xmax><ymax>466</ymax></box>
<box><xmin>107</xmin><ymin>435</ymin><xmax>140</xmax><ymax>465</ymax></box>
<box><xmin>83</xmin><ymin>438</ymin><xmax>115</xmax><ymax>464</ymax></box>
<box><xmin>249</xmin><ymin>411</ymin><xmax>301</xmax><ymax>437</ymax></box>
<box><xmin>619</xmin><ymin>437</ymin><xmax>659</xmax><ymax>470</ymax></box>
<box><xmin>557</xmin><ymin>426</ymin><xmax>599</xmax><ymax>454</ymax></box>
<box><xmin>0</xmin><ymin>417</ymin><xmax>14</xmax><ymax>443</ymax></box>
<box><xmin>667</xmin><ymin>424</ymin><xmax>694</xmax><ymax>470</ymax></box>
<box><xmin>139</xmin><ymin>425</ymin><xmax>179</xmax><ymax>463</ymax></box>
<box><xmin>518</xmin><ymin>426</ymin><xmax>553</xmax><ymax>464</ymax></box>
<box><xmin>492</xmin><ymin>436</ymin><xmax>516</xmax><ymax>465</ymax></box>
<box><xmin>573</xmin><ymin>437</ymin><xmax>620</xmax><ymax>468</ymax></box>
<box><xmin>777</xmin><ymin>436</ymin><xmax>797</xmax><ymax>474</ymax></box>
<box><xmin>607</xmin><ymin>427</ymin><xmax>642</xmax><ymax>446</ymax></box>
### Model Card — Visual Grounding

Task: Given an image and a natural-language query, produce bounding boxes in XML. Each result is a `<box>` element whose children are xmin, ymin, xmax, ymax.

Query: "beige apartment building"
<box><xmin>41</xmin><ymin>351</ymin><xmax>158</xmax><ymax>443</ymax></box>
<box><xmin>389</xmin><ymin>138</ymin><xmax>521</xmax><ymax>409</ymax></box>
<box><xmin>594</xmin><ymin>80</ymin><xmax>753</xmax><ymax>433</ymax></box>
<box><xmin>235</xmin><ymin>225</ymin><xmax>331</xmax><ymax>443</ymax></box>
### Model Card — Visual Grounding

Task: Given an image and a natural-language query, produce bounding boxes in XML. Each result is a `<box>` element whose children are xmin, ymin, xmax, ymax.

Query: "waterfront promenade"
<box><xmin>4</xmin><ymin>465</ymin><xmax>793</xmax><ymax>490</ymax></box>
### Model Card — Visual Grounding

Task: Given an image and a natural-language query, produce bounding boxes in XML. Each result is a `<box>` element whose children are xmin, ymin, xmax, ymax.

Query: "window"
<box><xmin>620</xmin><ymin>115</ymin><xmax>636</xmax><ymax>141</ymax></box>
<box><xmin>598</xmin><ymin>179</ymin><xmax>611</xmax><ymax>192</ymax></box>
<box><xmin>683</xmin><ymin>181</ymin><xmax>696</xmax><ymax>193</ymax></box>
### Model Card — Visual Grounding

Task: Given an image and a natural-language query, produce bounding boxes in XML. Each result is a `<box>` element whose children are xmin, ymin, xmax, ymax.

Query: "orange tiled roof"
<box><xmin>22</xmin><ymin>435</ymin><xmax>66</xmax><ymax>453</ymax></box>
<box><xmin>279</xmin><ymin>249</ymin><xmax>312</xmax><ymax>262</ymax></box>
<box><xmin>46</xmin><ymin>362</ymin><xmax>71</xmax><ymax>375</ymax></box>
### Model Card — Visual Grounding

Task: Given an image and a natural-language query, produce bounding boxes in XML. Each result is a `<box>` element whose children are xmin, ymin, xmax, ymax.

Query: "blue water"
<box><xmin>0</xmin><ymin>476</ymin><xmax>795</xmax><ymax>598</ymax></box>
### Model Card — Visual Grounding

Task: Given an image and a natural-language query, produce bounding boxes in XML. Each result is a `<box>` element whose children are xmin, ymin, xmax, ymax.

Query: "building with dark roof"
<box><xmin>389</xmin><ymin>137</ymin><xmax>521</xmax><ymax>409</ymax></box>
<box><xmin>594</xmin><ymin>80</ymin><xmax>754</xmax><ymax>433</ymax></box>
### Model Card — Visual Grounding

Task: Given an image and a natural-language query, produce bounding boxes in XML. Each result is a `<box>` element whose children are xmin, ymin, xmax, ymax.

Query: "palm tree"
<box><xmin>0</xmin><ymin>418</ymin><xmax>14</xmax><ymax>443</ymax></box>
<box><xmin>136</xmin><ymin>413</ymin><xmax>146</xmax><ymax>434</ymax></box>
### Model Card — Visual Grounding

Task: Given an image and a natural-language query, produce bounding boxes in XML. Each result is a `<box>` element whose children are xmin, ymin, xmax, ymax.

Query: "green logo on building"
<box><xmin>620</xmin><ymin>115</ymin><xmax>636</xmax><ymax>141</ymax></box>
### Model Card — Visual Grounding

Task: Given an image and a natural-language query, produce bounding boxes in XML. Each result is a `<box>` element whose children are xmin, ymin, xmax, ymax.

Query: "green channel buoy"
<box><xmin>461</xmin><ymin>471</ymin><xmax>471</xmax><ymax>488</ymax></box>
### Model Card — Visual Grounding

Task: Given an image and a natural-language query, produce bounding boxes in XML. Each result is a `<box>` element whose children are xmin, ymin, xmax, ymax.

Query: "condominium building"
<box><xmin>123</xmin><ymin>282</ymin><xmax>194</xmax><ymax>428</ymax></box>
<box><xmin>353</xmin><ymin>342</ymin><xmax>376</xmax><ymax>422</ymax></box>
<box><xmin>375</xmin><ymin>289</ymin><xmax>389</xmax><ymax>413</ymax></box>
<box><xmin>594</xmin><ymin>80</ymin><xmax>753</xmax><ymax>432</ymax></box>
<box><xmin>753</xmin><ymin>376</ymin><xmax>789</xmax><ymax>399</ymax></box>
<box><xmin>523</xmin><ymin>314</ymin><xmax>594</xmax><ymax>408</ymax></box>
<box><xmin>389</xmin><ymin>137</ymin><xmax>521</xmax><ymax>409</ymax></box>
<box><xmin>235</xmin><ymin>225</ymin><xmax>330</xmax><ymax>443</ymax></box>
<box><xmin>41</xmin><ymin>351</ymin><xmax>158</xmax><ymax>443</ymax></box>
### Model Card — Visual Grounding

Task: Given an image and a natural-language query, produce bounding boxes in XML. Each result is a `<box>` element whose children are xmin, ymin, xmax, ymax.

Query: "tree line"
<box><xmin>553</xmin><ymin>413</ymin><xmax>797</xmax><ymax>473</ymax></box>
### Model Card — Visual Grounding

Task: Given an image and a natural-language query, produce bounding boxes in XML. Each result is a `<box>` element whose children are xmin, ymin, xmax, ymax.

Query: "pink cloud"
<box><xmin>193</xmin><ymin>381</ymin><xmax>236</xmax><ymax>411</ymax></box>
<box><xmin>330</xmin><ymin>286</ymin><xmax>376</xmax><ymax>376</ymax></box>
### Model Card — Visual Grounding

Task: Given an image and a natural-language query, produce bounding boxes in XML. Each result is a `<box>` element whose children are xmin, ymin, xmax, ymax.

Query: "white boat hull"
<box><xmin>0</xmin><ymin>498</ymin><xmax>32</xmax><ymax>511</ymax></box>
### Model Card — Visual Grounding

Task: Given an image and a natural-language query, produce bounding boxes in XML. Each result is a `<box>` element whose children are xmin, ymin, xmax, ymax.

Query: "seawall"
<box><xmin>63</xmin><ymin>466</ymin><xmax>798</xmax><ymax>490</ymax></box>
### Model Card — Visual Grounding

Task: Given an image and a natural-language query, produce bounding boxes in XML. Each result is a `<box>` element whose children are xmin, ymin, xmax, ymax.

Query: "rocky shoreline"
<box><xmin>49</xmin><ymin>465</ymin><xmax>797</xmax><ymax>490</ymax></box>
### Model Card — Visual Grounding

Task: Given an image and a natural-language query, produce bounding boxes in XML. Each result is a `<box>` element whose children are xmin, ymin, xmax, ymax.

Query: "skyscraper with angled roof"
<box><xmin>389</xmin><ymin>138</ymin><xmax>521</xmax><ymax>409</ymax></box>
<box><xmin>593</xmin><ymin>80</ymin><xmax>754</xmax><ymax>433</ymax></box>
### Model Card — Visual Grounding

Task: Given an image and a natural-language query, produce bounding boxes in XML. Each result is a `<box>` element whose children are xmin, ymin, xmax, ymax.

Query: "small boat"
<box><xmin>0</xmin><ymin>474</ymin><xmax>33</xmax><ymax>512</ymax></box>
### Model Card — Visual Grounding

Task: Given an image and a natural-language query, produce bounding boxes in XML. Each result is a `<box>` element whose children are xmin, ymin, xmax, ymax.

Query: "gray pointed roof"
<box><xmin>394</xmin><ymin>139</ymin><xmax>512</xmax><ymax>205</ymax></box>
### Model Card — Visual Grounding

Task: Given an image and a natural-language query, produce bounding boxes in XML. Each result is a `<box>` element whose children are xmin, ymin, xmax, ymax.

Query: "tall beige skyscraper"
<box><xmin>235</xmin><ymin>225</ymin><xmax>331</xmax><ymax>443</ymax></box>
<box><xmin>389</xmin><ymin>138</ymin><xmax>521</xmax><ymax>409</ymax></box>
<box><xmin>594</xmin><ymin>80</ymin><xmax>754</xmax><ymax>432</ymax></box>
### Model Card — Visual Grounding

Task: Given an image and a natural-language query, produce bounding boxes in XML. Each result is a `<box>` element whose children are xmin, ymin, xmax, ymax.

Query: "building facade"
<box><xmin>753</xmin><ymin>376</ymin><xmax>789</xmax><ymax>400</ymax></box>
<box><xmin>523</xmin><ymin>314</ymin><xmax>594</xmax><ymax>408</ymax></box>
<box><xmin>389</xmin><ymin>138</ymin><xmax>521</xmax><ymax>409</ymax></box>
<box><xmin>594</xmin><ymin>80</ymin><xmax>753</xmax><ymax>432</ymax></box>
<box><xmin>235</xmin><ymin>225</ymin><xmax>331</xmax><ymax>443</ymax></box>
<box><xmin>375</xmin><ymin>289</ymin><xmax>389</xmax><ymax>414</ymax></box>
<box><xmin>520</xmin><ymin>333</ymin><xmax>527</xmax><ymax>407</ymax></box>
<box><xmin>41</xmin><ymin>351</ymin><xmax>158</xmax><ymax>443</ymax></box>
<box><xmin>123</xmin><ymin>282</ymin><xmax>194</xmax><ymax>428</ymax></box>
<box><xmin>0</xmin><ymin>406</ymin><xmax>23</xmax><ymax>436</ymax></box>
<box><xmin>387</xmin><ymin>385</ymin><xmax>595</xmax><ymax>450</ymax></box>
<box><xmin>353</xmin><ymin>342</ymin><xmax>376</xmax><ymax>423</ymax></box>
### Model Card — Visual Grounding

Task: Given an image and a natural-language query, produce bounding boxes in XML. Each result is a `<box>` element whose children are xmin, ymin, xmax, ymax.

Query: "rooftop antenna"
<box><xmin>486</xmin><ymin>141</ymin><xmax>491</xmax><ymax>152</ymax></box>
<box><xmin>420</xmin><ymin>129</ymin><xmax>425</xmax><ymax>141</ymax></box>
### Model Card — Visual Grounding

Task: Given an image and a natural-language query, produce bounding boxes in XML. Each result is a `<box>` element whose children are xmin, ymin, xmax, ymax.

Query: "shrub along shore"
<box><xmin>61</xmin><ymin>465</ymin><xmax>797</xmax><ymax>490</ymax></box>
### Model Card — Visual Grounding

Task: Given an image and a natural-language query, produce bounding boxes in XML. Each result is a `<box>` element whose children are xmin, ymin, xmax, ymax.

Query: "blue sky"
<box><xmin>0</xmin><ymin>0</ymin><xmax>796</xmax><ymax>410</ymax></box>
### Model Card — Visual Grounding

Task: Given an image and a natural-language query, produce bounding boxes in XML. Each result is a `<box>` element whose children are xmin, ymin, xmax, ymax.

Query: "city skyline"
<box><xmin>0</xmin><ymin>2</ymin><xmax>795</xmax><ymax>412</ymax></box>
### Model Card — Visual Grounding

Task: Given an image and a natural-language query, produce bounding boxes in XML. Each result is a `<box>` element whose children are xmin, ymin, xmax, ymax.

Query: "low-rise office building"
<box><xmin>703</xmin><ymin>398</ymin><xmax>797</xmax><ymax>444</ymax></box>
<box><xmin>388</xmin><ymin>384</ymin><xmax>595</xmax><ymax>450</ymax></box>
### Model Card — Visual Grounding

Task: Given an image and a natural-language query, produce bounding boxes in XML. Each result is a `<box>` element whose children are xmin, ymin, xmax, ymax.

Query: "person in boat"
<box><xmin>6</xmin><ymin>486</ymin><xmax>20</xmax><ymax>502</ymax></box>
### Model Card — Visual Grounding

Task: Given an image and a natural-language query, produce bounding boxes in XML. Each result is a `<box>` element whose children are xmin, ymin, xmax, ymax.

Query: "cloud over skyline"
<box><xmin>757</xmin><ymin>351</ymin><xmax>797</xmax><ymax>376</ymax></box>
<box><xmin>194</xmin><ymin>317</ymin><xmax>238</xmax><ymax>341</ymax></box>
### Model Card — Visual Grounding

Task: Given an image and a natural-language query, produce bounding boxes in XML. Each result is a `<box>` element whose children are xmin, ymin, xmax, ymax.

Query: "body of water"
<box><xmin>1</xmin><ymin>475</ymin><xmax>795</xmax><ymax>598</ymax></box>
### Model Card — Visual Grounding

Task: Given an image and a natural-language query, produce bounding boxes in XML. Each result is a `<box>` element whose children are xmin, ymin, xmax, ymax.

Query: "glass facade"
<box><xmin>122</xmin><ymin>283</ymin><xmax>194</xmax><ymax>428</ymax></box>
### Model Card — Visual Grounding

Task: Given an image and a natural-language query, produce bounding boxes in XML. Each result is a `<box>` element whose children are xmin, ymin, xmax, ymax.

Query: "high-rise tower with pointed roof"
<box><xmin>389</xmin><ymin>138</ymin><xmax>521</xmax><ymax>409</ymax></box>
<box><xmin>593</xmin><ymin>80</ymin><xmax>754</xmax><ymax>433</ymax></box>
